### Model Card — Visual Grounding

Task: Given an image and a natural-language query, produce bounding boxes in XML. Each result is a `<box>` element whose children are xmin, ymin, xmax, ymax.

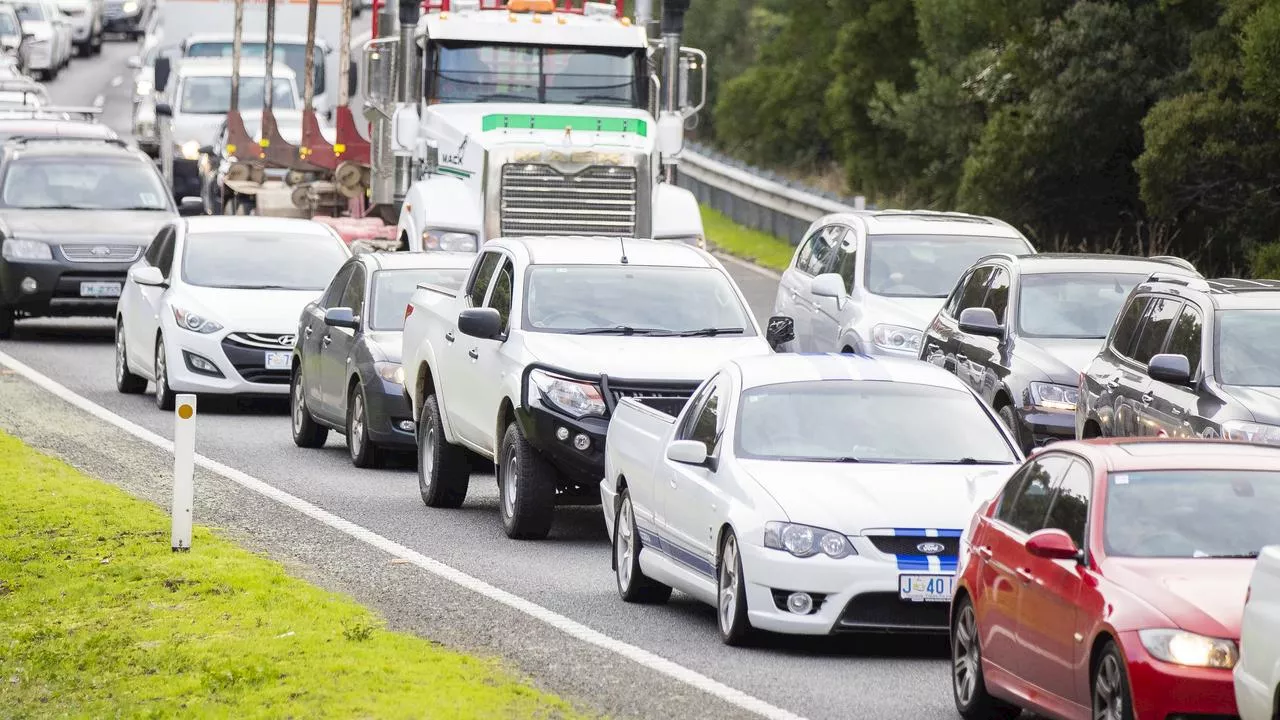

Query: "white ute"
<box><xmin>401</xmin><ymin>236</ymin><xmax>770</xmax><ymax>540</ymax></box>
<box><xmin>602</xmin><ymin>353</ymin><xmax>1024</xmax><ymax>644</ymax></box>
<box><xmin>1236</xmin><ymin>544</ymin><xmax>1280</xmax><ymax>720</ymax></box>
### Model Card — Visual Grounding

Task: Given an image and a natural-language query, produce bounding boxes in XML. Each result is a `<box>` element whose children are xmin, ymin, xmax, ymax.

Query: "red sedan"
<box><xmin>949</xmin><ymin>439</ymin><xmax>1280</xmax><ymax>720</ymax></box>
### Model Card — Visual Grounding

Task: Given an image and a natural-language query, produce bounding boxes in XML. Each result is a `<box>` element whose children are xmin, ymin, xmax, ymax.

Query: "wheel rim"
<box><xmin>115</xmin><ymin>329</ymin><xmax>126</xmax><ymax>384</ymax></box>
<box><xmin>615</xmin><ymin>497</ymin><xmax>635</xmax><ymax>591</ymax></box>
<box><xmin>953</xmin><ymin>604</ymin><xmax>980</xmax><ymax>707</ymax></box>
<box><xmin>155</xmin><ymin>343</ymin><xmax>167</xmax><ymax>398</ymax></box>
<box><xmin>349</xmin><ymin>393</ymin><xmax>365</xmax><ymax>459</ymax></box>
<box><xmin>1093</xmin><ymin>653</ymin><xmax>1125</xmax><ymax>720</ymax></box>
<box><xmin>719</xmin><ymin>535</ymin><xmax>739</xmax><ymax>633</ymax></box>
<box><xmin>503</xmin><ymin>454</ymin><xmax>519</xmax><ymax>518</ymax></box>
<box><xmin>292</xmin><ymin>376</ymin><xmax>305</xmax><ymax>435</ymax></box>
<box><xmin>421</xmin><ymin>421</ymin><xmax>435</xmax><ymax>486</ymax></box>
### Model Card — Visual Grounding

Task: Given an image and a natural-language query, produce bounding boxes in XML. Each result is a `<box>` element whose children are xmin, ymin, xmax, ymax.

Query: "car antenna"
<box><xmin>618</xmin><ymin>236</ymin><xmax>629</xmax><ymax>264</ymax></box>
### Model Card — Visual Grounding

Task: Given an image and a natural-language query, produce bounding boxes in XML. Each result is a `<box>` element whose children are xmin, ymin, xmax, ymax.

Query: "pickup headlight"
<box><xmin>421</xmin><ymin>230</ymin><xmax>477</xmax><ymax>252</ymax></box>
<box><xmin>1029</xmin><ymin>382</ymin><xmax>1079</xmax><ymax>412</ymax></box>
<box><xmin>1138</xmin><ymin>629</ymin><xmax>1238</xmax><ymax>669</ymax></box>
<box><xmin>2</xmin><ymin>239</ymin><xmax>52</xmax><ymax>260</ymax></box>
<box><xmin>528</xmin><ymin>368</ymin><xmax>606</xmax><ymax>419</ymax></box>
<box><xmin>172</xmin><ymin>307</ymin><xmax>223</xmax><ymax>334</ymax></box>
<box><xmin>871</xmin><ymin>324</ymin><xmax>922</xmax><ymax>354</ymax></box>
<box><xmin>1222</xmin><ymin>420</ymin><xmax>1280</xmax><ymax>446</ymax></box>
<box><xmin>179</xmin><ymin>140</ymin><xmax>201</xmax><ymax>161</ymax></box>
<box><xmin>763</xmin><ymin>522</ymin><xmax>856</xmax><ymax>559</ymax></box>
<box><xmin>375</xmin><ymin>361</ymin><xmax>404</xmax><ymax>385</ymax></box>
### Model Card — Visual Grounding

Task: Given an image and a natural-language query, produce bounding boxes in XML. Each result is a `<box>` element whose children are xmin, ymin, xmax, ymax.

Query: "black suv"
<box><xmin>1077</xmin><ymin>274</ymin><xmax>1280</xmax><ymax>444</ymax></box>
<box><xmin>921</xmin><ymin>253</ymin><xmax>1199</xmax><ymax>451</ymax></box>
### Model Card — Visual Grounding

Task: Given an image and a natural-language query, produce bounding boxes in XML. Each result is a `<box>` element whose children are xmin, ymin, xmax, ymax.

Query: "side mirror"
<box><xmin>1148</xmin><ymin>353</ymin><xmax>1191</xmax><ymax>385</ymax></box>
<box><xmin>958</xmin><ymin>307</ymin><xmax>1003</xmax><ymax>337</ymax></box>
<box><xmin>657</xmin><ymin>112</ymin><xmax>683</xmax><ymax>158</ymax></box>
<box><xmin>21</xmin><ymin>32</ymin><xmax>34</xmax><ymax>40</ymax></box>
<box><xmin>127</xmin><ymin>55</ymin><xmax>142</xmax><ymax>69</ymax></box>
<box><xmin>810</xmin><ymin>272</ymin><xmax>845</xmax><ymax>300</ymax></box>
<box><xmin>457</xmin><ymin>307</ymin><xmax>501</xmax><ymax>340</ymax></box>
<box><xmin>129</xmin><ymin>265</ymin><xmax>165</xmax><ymax>287</ymax></box>
<box><xmin>177</xmin><ymin>197</ymin><xmax>204</xmax><ymax>216</ymax></box>
<box><xmin>155</xmin><ymin>102</ymin><xmax>172</xmax><ymax>118</ymax></box>
<box><xmin>154</xmin><ymin>56</ymin><xmax>170</xmax><ymax>93</ymax></box>
<box><xmin>323</xmin><ymin>306</ymin><xmax>359</xmax><ymax>330</ymax></box>
<box><xmin>391</xmin><ymin>105</ymin><xmax>420</xmax><ymax>155</ymax></box>
<box><xmin>666</xmin><ymin>439</ymin><xmax>708</xmax><ymax>466</ymax></box>
<box><xmin>1025</xmin><ymin>528</ymin><xmax>1081</xmax><ymax>561</ymax></box>
<box><xmin>765</xmin><ymin>315</ymin><xmax>795</xmax><ymax>351</ymax></box>
<box><xmin>347</xmin><ymin>59</ymin><xmax>358</xmax><ymax>97</ymax></box>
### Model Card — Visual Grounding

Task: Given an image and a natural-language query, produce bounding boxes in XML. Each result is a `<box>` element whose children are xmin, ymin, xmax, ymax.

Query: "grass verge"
<box><xmin>700</xmin><ymin>205</ymin><xmax>796</xmax><ymax>273</ymax></box>
<box><xmin>0</xmin><ymin>432</ymin><xmax>588</xmax><ymax>719</ymax></box>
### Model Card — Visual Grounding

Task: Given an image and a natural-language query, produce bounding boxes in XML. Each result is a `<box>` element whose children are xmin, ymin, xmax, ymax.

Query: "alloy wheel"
<box><xmin>349</xmin><ymin>392</ymin><xmax>365</xmax><ymax>460</ymax></box>
<box><xmin>1093</xmin><ymin>653</ymin><xmax>1125</xmax><ymax>720</ymax></box>
<box><xmin>953</xmin><ymin>604</ymin><xmax>980</xmax><ymax>707</ymax></box>
<box><xmin>292</xmin><ymin>376</ymin><xmax>306</xmax><ymax>435</ymax></box>
<box><xmin>719</xmin><ymin>535</ymin><xmax>740</xmax><ymax>634</ymax></box>
<box><xmin>615</xmin><ymin>497</ymin><xmax>635</xmax><ymax>591</ymax></box>
<box><xmin>503</xmin><ymin>454</ymin><xmax>519</xmax><ymax>519</ymax></box>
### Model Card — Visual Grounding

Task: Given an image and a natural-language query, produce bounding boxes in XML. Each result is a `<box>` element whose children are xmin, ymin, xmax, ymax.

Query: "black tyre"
<box><xmin>613</xmin><ymin>488</ymin><xmax>671</xmax><ymax>604</ymax></box>
<box><xmin>114</xmin><ymin>322</ymin><xmax>146</xmax><ymax>394</ymax></box>
<box><xmin>346</xmin><ymin>383</ymin><xmax>382</xmax><ymax>468</ymax></box>
<box><xmin>717</xmin><ymin>530</ymin><xmax>753</xmax><ymax>646</ymax></box>
<box><xmin>952</xmin><ymin>597</ymin><xmax>1021</xmax><ymax>720</ymax></box>
<box><xmin>0</xmin><ymin>306</ymin><xmax>13</xmax><ymax>339</ymax></box>
<box><xmin>496</xmin><ymin>421</ymin><xmax>556</xmax><ymax>540</ymax></box>
<box><xmin>997</xmin><ymin>404</ymin><xmax>1030</xmax><ymax>453</ymax></box>
<box><xmin>153</xmin><ymin>335</ymin><xmax>175</xmax><ymax>411</ymax></box>
<box><xmin>290</xmin><ymin>367</ymin><xmax>328</xmax><ymax>448</ymax></box>
<box><xmin>1092</xmin><ymin>640</ymin><xmax>1135</xmax><ymax>720</ymax></box>
<box><xmin>417</xmin><ymin>393</ymin><xmax>470</xmax><ymax>508</ymax></box>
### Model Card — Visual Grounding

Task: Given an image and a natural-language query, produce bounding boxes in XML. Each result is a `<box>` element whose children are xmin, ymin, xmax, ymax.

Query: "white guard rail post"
<box><xmin>172</xmin><ymin>393</ymin><xmax>196</xmax><ymax>551</ymax></box>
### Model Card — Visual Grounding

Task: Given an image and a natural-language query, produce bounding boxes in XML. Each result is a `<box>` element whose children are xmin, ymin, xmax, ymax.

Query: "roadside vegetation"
<box><xmin>0</xmin><ymin>432</ymin><xmax>588</xmax><ymax>719</ymax></box>
<box><xmin>701</xmin><ymin>205</ymin><xmax>795</xmax><ymax>272</ymax></box>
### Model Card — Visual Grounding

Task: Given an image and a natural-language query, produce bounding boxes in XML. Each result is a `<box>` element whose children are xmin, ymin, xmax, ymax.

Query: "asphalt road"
<box><xmin>2</xmin><ymin>41</ymin><xmax>965</xmax><ymax>720</ymax></box>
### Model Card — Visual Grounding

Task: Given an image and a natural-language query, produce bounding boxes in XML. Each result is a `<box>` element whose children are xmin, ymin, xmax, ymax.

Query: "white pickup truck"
<box><xmin>1236</xmin><ymin>544</ymin><xmax>1280</xmax><ymax>720</ymax></box>
<box><xmin>400</xmin><ymin>236</ymin><xmax>773</xmax><ymax>540</ymax></box>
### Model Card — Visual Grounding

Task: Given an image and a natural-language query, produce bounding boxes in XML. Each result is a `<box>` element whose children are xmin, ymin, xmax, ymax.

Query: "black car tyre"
<box><xmin>290</xmin><ymin>367</ymin><xmax>328</xmax><ymax>448</ymax></box>
<box><xmin>614</xmin><ymin>489</ymin><xmax>672</xmax><ymax>604</ymax></box>
<box><xmin>717</xmin><ymin>530</ymin><xmax>753</xmax><ymax>646</ymax></box>
<box><xmin>346</xmin><ymin>383</ymin><xmax>382</xmax><ymax>468</ymax></box>
<box><xmin>417</xmin><ymin>393</ymin><xmax>469</xmax><ymax>508</ymax></box>
<box><xmin>153</xmin><ymin>335</ymin><xmax>175</xmax><ymax>411</ymax></box>
<box><xmin>1092</xmin><ymin>641</ymin><xmax>1135</xmax><ymax>720</ymax></box>
<box><xmin>952</xmin><ymin>597</ymin><xmax>1021</xmax><ymax>720</ymax></box>
<box><xmin>115</xmin><ymin>322</ymin><xmax>146</xmax><ymax>394</ymax></box>
<box><xmin>0</xmin><ymin>306</ymin><xmax>13</xmax><ymax>339</ymax></box>
<box><xmin>997</xmin><ymin>405</ymin><xmax>1029</xmax><ymax>453</ymax></box>
<box><xmin>496</xmin><ymin>421</ymin><xmax>556</xmax><ymax>540</ymax></box>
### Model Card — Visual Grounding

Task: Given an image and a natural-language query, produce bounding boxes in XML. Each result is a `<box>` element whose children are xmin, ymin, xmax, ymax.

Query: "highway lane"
<box><xmin>2</xmin><ymin>44</ymin><xmax>963</xmax><ymax>720</ymax></box>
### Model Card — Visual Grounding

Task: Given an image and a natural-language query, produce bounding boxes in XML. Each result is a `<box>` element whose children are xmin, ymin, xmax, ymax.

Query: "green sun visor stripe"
<box><xmin>481</xmin><ymin>114</ymin><xmax>648</xmax><ymax>137</ymax></box>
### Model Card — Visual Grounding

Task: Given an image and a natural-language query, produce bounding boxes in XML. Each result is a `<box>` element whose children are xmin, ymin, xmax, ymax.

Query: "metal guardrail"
<box><xmin>678</xmin><ymin>141</ymin><xmax>870</xmax><ymax>246</ymax></box>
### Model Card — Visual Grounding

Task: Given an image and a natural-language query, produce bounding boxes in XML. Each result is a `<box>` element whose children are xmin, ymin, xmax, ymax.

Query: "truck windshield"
<box><xmin>524</xmin><ymin>265</ymin><xmax>754</xmax><ymax>335</ymax></box>
<box><xmin>186</xmin><ymin>42</ymin><xmax>326</xmax><ymax>94</ymax></box>
<box><xmin>180</xmin><ymin>76</ymin><xmax>298</xmax><ymax>114</ymax></box>
<box><xmin>428</xmin><ymin>42</ymin><xmax>641</xmax><ymax>108</ymax></box>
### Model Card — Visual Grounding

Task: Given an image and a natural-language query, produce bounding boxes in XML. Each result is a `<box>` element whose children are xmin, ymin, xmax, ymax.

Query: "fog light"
<box><xmin>182</xmin><ymin>351</ymin><xmax>224</xmax><ymax>378</ymax></box>
<box><xmin>786</xmin><ymin>592</ymin><xmax>813</xmax><ymax>615</ymax></box>
<box><xmin>573</xmin><ymin>433</ymin><xmax>590</xmax><ymax>451</ymax></box>
<box><xmin>19</xmin><ymin>277</ymin><xmax>37</xmax><ymax>294</ymax></box>
<box><xmin>397</xmin><ymin>420</ymin><xmax>415</xmax><ymax>433</ymax></box>
<box><xmin>555</xmin><ymin>427</ymin><xmax>569</xmax><ymax>442</ymax></box>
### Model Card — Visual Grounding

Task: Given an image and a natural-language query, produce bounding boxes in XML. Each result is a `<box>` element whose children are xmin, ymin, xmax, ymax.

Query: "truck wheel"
<box><xmin>497</xmin><ymin>421</ymin><xmax>557</xmax><ymax>540</ymax></box>
<box><xmin>347</xmin><ymin>384</ymin><xmax>382</xmax><ymax>469</ymax></box>
<box><xmin>115</xmin><ymin>322</ymin><xmax>146</xmax><ymax>394</ymax></box>
<box><xmin>417</xmin><ymin>393</ymin><xmax>470</xmax><ymax>508</ymax></box>
<box><xmin>290</xmin><ymin>367</ymin><xmax>328</xmax><ymax>448</ymax></box>
<box><xmin>614</xmin><ymin>489</ymin><xmax>671</xmax><ymax>603</ymax></box>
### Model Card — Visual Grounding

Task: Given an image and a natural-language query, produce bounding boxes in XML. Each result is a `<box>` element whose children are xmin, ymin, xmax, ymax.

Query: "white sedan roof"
<box><xmin>183</xmin><ymin>215</ymin><xmax>339</xmax><ymax>236</ymax></box>
<box><xmin>731</xmin><ymin>353</ymin><xmax>973</xmax><ymax>393</ymax></box>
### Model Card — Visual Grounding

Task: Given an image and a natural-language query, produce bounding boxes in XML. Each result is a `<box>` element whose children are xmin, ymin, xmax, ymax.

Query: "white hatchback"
<box><xmin>1236</xmin><ymin>544</ymin><xmax>1280</xmax><ymax>720</ymax></box>
<box><xmin>114</xmin><ymin>215</ymin><xmax>351</xmax><ymax>409</ymax></box>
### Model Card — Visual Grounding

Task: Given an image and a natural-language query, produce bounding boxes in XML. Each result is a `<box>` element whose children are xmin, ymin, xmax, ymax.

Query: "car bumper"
<box><xmin>1016</xmin><ymin>406</ymin><xmax>1075</xmax><ymax>447</ymax></box>
<box><xmin>163</xmin><ymin>327</ymin><xmax>294</xmax><ymax>397</ymax></box>
<box><xmin>514</xmin><ymin>402</ymin><xmax>608</xmax><ymax>486</ymax></box>
<box><xmin>1117</xmin><ymin>631</ymin><xmax>1239</xmax><ymax>718</ymax></box>
<box><xmin>361</xmin><ymin>375</ymin><xmax>415</xmax><ymax>447</ymax></box>
<box><xmin>1</xmin><ymin>257</ymin><xmax>131</xmax><ymax>318</ymax></box>
<box><xmin>738</xmin><ymin>541</ymin><xmax>952</xmax><ymax>636</ymax></box>
<box><xmin>103</xmin><ymin>13</ymin><xmax>143</xmax><ymax>32</ymax></box>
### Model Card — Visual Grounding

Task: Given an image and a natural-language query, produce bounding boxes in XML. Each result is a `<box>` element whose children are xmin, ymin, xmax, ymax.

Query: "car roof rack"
<box><xmin>1148</xmin><ymin>255</ymin><xmax>1199</xmax><ymax>274</ymax></box>
<box><xmin>0</xmin><ymin>106</ymin><xmax>103</xmax><ymax>121</ymax></box>
<box><xmin>1206</xmin><ymin>278</ymin><xmax>1280</xmax><ymax>294</ymax></box>
<box><xmin>1145</xmin><ymin>271</ymin><xmax>1211</xmax><ymax>291</ymax></box>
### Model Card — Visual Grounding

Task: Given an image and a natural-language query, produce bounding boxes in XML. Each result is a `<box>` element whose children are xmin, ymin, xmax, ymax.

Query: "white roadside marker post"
<box><xmin>172</xmin><ymin>394</ymin><xmax>196</xmax><ymax>551</ymax></box>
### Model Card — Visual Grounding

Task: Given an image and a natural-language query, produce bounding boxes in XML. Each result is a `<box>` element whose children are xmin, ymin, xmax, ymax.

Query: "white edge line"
<box><xmin>0</xmin><ymin>349</ymin><xmax>808</xmax><ymax>720</ymax></box>
<box><xmin>712</xmin><ymin>250</ymin><xmax>784</xmax><ymax>281</ymax></box>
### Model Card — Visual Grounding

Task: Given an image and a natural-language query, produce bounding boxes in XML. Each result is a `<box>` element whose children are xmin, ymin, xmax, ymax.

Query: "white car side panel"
<box><xmin>402</xmin><ymin>285</ymin><xmax>467</xmax><ymax>445</ymax></box>
<box><xmin>604</xmin><ymin>399</ymin><xmax>679</xmax><ymax>543</ymax></box>
<box><xmin>1236</xmin><ymin>544</ymin><xmax>1280</xmax><ymax>720</ymax></box>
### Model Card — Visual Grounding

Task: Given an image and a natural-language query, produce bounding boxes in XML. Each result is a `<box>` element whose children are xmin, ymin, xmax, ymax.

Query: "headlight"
<box><xmin>1029</xmin><ymin>382</ymin><xmax>1079</xmax><ymax>412</ymax></box>
<box><xmin>179</xmin><ymin>140</ymin><xmax>201</xmax><ymax>161</ymax></box>
<box><xmin>375</xmin><ymin>361</ymin><xmax>404</xmax><ymax>385</ymax></box>
<box><xmin>171</xmin><ymin>307</ymin><xmax>223</xmax><ymax>334</ymax></box>
<box><xmin>763</xmin><ymin>522</ymin><xmax>856</xmax><ymax>559</ymax></box>
<box><xmin>121</xmin><ymin>0</ymin><xmax>138</xmax><ymax>12</ymax></box>
<box><xmin>421</xmin><ymin>229</ymin><xmax>477</xmax><ymax>252</ymax></box>
<box><xmin>2</xmin><ymin>239</ymin><xmax>52</xmax><ymax>260</ymax></box>
<box><xmin>528</xmin><ymin>368</ymin><xmax>606</xmax><ymax>419</ymax></box>
<box><xmin>135</xmin><ymin>79</ymin><xmax>153</xmax><ymax>96</ymax></box>
<box><xmin>871</xmin><ymin>324</ymin><xmax>922</xmax><ymax>354</ymax></box>
<box><xmin>1138</xmin><ymin>629</ymin><xmax>1238</xmax><ymax>669</ymax></box>
<box><xmin>1222</xmin><ymin>420</ymin><xmax>1280</xmax><ymax>446</ymax></box>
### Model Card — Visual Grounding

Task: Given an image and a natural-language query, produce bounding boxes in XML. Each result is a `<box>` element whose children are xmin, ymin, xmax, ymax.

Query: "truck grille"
<box><xmin>500</xmin><ymin>164</ymin><xmax>638</xmax><ymax>237</ymax></box>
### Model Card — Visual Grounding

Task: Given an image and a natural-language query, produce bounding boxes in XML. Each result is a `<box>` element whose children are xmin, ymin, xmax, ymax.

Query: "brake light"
<box><xmin>405</xmin><ymin>304</ymin><xmax>414</xmax><ymax>320</ymax></box>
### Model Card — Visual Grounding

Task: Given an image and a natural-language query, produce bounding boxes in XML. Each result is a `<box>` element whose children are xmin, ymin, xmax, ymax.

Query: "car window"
<box><xmin>955</xmin><ymin>266</ymin><xmax>994</xmax><ymax>315</ymax></box>
<box><xmin>1045</xmin><ymin>459</ymin><xmax>1091</xmax><ymax>549</ymax></box>
<box><xmin>1216</xmin><ymin>310</ymin><xmax>1280</xmax><ymax>386</ymax></box>
<box><xmin>1165</xmin><ymin>304</ymin><xmax>1203</xmax><ymax>377</ymax></box>
<box><xmin>1110</xmin><ymin>295</ymin><xmax>1150</xmax><ymax>358</ymax></box>
<box><xmin>143</xmin><ymin>225</ymin><xmax>170</xmax><ymax>267</ymax></box>
<box><xmin>677</xmin><ymin>375</ymin><xmax>716</xmax><ymax>441</ymax></box>
<box><xmin>832</xmin><ymin>236</ymin><xmax>858</xmax><ymax>293</ymax></box>
<box><xmin>1131</xmin><ymin>297</ymin><xmax>1182</xmax><ymax>366</ymax></box>
<box><xmin>0</xmin><ymin>156</ymin><xmax>169</xmax><ymax>211</ymax></box>
<box><xmin>486</xmin><ymin>259</ymin><xmax>514</xmax><ymax>333</ymax></box>
<box><xmin>467</xmin><ymin>252</ymin><xmax>502</xmax><ymax>307</ymax></box>
<box><xmin>340</xmin><ymin>264</ymin><xmax>365</xmax><ymax>317</ymax></box>
<box><xmin>796</xmin><ymin>225</ymin><xmax>844</xmax><ymax>276</ymax></box>
<box><xmin>983</xmin><ymin>268</ymin><xmax>1011</xmax><ymax>323</ymax></box>
<box><xmin>1018</xmin><ymin>273</ymin><xmax>1146</xmax><ymax>339</ymax></box>
<box><xmin>997</xmin><ymin>455</ymin><xmax>1070</xmax><ymax>534</ymax></box>
<box><xmin>156</xmin><ymin>230</ymin><xmax>175</xmax><ymax>277</ymax></box>
<box><xmin>320</xmin><ymin>264</ymin><xmax>354</xmax><ymax>309</ymax></box>
<box><xmin>685</xmin><ymin>377</ymin><xmax>723</xmax><ymax>451</ymax></box>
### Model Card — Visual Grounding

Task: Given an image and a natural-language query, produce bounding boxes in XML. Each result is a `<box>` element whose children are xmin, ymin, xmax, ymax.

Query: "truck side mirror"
<box><xmin>348</xmin><ymin>59</ymin><xmax>358</xmax><ymax>97</ymax></box>
<box><xmin>657</xmin><ymin>113</ymin><xmax>683</xmax><ymax>160</ymax></box>
<box><xmin>766</xmin><ymin>315</ymin><xmax>795</xmax><ymax>351</ymax></box>
<box><xmin>391</xmin><ymin>105</ymin><xmax>420</xmax><ymax>157</ymax></box>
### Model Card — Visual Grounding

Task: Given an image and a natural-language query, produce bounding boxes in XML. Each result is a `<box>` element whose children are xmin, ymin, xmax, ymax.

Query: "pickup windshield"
<box><xmin>524</xmin><ymin>265</ymin><xmax>754</xmax><ymax>335</ymax></box>
<box><xmin>734</xmin><ymin>380</ymin><xmax>1019</xmax><ymax>464</ymax></box>
<box><xmin>427</xmin><ymin>42</ymin><xmax>642</xmax><ymax>108</ymax></box>
<box><xmin>186</xmin><ymin>42</ymin><xmax>326</xmax><ymax>94</ymax></box>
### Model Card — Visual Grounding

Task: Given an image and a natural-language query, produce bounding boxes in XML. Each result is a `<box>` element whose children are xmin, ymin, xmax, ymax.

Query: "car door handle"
<box><xmin>445</xmin><ymin>331</ymin><xmax>455</xmax><ymax>344</ymax></box>
<box><xmin>1104</xmin><ymin>377</ymin><xmax>1121</xmax><ymax>390</ymax></box>
<box><xmin>1170</xmin><ymin>406</ymin><xmax>1184</xmax><ymax>416</ymax></box>
<box><xmin>1141</xmin><ymin>392</ymin><xmax>1154</xmax><ymax>404</ymax></box>
<box><xmin>322</xmin><ymin>336</ymin><xmax>332</xmax><ymax>346</ymax></box>
<box><xmin>303</xmin><ymin>326</ymin><xmax>313</xmax><ymax>336</ymax></box>
<box><xmin>1015</xmin><ymin>567</ymin><xmax>1034</xmax><ymax>583</ymax></box>
<box><xmin>977</xmin><ymin>545</ymin><xmax>993</xmax><ymax>559</ymax></box>
<box><xmin>468</xmin><ymin>348</ymin><xmax>479</xmax><ymax>360</ymax></box>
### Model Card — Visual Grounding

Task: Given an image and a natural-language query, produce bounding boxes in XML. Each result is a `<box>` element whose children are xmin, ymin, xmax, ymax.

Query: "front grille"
<box><xmin>867</xmin><ymin>535</ymin><xmax>960</xmax><ymax>557</ymax></box>
<box><xmin>836</xmin><ymin>592</ymin><xmax>950</xmax><ymax>633</ymax></box>
<box><xmin>59</xmin><ymin>244</ymin><xmax>142</xmax><ymax>263</ymax></box>
<box><xmin>224</xmin><ymin>332</ymin><xmax>296</xmax><ymax>350</ymax></box>
<box><xmin>605</xmin><ymin>381</ymin><xmax>699</xmax><ymax>415</ymax></box>
<box><xmin>500</xmin><ymin>164</ymin><xmax>638</xmax><ymax>237</ymax></box>
<box><xmin>219</xmin><ymin>336</ymin><xmax>291</xmax><ymax>384</ymax></box>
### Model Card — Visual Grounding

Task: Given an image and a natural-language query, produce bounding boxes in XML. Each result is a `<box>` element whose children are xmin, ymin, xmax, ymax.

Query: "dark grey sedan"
<box><xmin>289</xmin><ymin>250</ymin><xmax>475</xmax><ymax>468</ymax></box>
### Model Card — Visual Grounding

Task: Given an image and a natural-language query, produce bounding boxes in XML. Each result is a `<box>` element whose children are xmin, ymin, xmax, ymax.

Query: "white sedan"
<box><xmin>115</xmin><ymin>215</ymin><xmax>351</xmax><ymax>409</ymax></box>
<box><xmin>1236</xmin><ymin>544</ymin><xmax>1280</xmax><ymax>720</ymax></box>
<box><xmin>602</xmin><ymin>353</ymin><xmax>1024</xmax><ymax>644</ymax></box>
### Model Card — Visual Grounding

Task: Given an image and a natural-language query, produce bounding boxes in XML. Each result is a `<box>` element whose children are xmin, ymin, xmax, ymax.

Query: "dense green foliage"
<box><xmin>686</xmin><ymin>0</ymin><xmax>1280</xmax><ymax>275</ymax></box>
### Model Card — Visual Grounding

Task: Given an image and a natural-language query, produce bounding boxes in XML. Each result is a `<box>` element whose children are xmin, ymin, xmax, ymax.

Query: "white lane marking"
<box><xmin>110</xmin><ymin>75</ymin><xmax>123</xmax><ymax>87</ymax></box>
<box><xmin>0</xmin><ymin>349</ymin><xmax>808</xmax><ymax>720</ymax></box>
<box><xmin>712</xmin><ymin>250</ymin><xmax>783</xmax><ymax>280</ymax></box>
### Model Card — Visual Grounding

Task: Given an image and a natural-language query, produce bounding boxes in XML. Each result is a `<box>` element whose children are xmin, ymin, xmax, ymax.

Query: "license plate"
<box><xmin>264</xmin><ymin>351</ymin><xmax>290</xmax><ymax>370</ymax></box>
<box><xmin>79</xmin><ymin>281</ymin><xmax>121</xmax><ymax>298</ymax></box>
<box><xmin>899</xmin><ymin>574</ymin><xmax>955</xmax><ymax>603</ymax></box>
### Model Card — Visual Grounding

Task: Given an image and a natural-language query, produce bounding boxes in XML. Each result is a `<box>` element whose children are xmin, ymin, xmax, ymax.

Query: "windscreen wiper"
<box><xmin>1205</xmin><ymin>552</ymin><xmax>1260</xmax><ymax>559</ymax></box>
<box><xmin>677</xmin><ymin>327</ymin><xmax>745</xmax><ymax>337</ymax></box>
<box><xmin>572</xmin><ymin>326</ymin><xmax>671</xmax><ymax>336</ymax></box>
<box><xmin>777</xmin><ymin>456</ymin><xmax>861</xmax><ymax>463</ymax></box>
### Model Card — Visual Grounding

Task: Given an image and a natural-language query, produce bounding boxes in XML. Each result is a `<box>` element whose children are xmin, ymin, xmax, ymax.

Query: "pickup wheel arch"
<box><xmin>413</xmin><ymin>362</ymin><xmax>435</xmax><ymax>422</ymax></box>
<box><xmin>495</xmin><ymin>397</ymin><xmax>515</xmax><ymax>464</ymax></box>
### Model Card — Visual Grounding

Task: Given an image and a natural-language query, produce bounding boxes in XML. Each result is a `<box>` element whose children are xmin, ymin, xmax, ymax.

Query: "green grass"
<box><xmin>700</xmin><ymin>205</ymin><xmax>796</xmax><ymax>273</ymax></box>
<box><xmin>0</xmin><ymin>432</ymin><xmax>589</xmax><ymax>719</ymax></box>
